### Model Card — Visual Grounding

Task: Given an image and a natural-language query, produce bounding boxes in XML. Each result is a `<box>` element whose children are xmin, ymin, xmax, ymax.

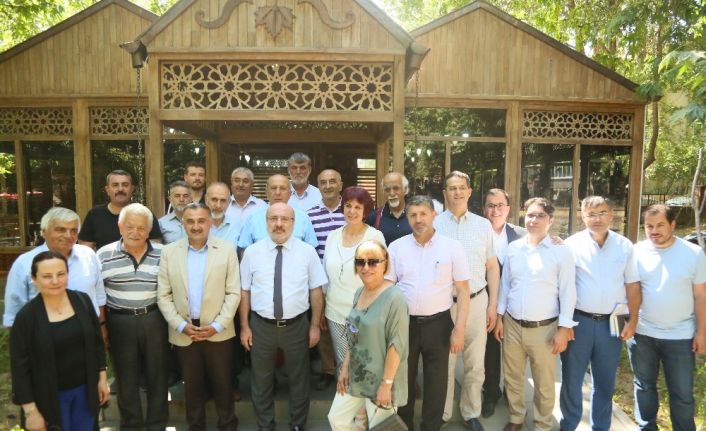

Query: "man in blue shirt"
<box><xmin>206</xmin><ymin>182</ymin><xmax>241</xmax><ymax>248</ymax></box>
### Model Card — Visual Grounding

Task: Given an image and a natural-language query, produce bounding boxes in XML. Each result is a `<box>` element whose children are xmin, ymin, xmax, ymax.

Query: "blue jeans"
<box><xmin>58</xmin><ymin>384</ymin><xmax>96</xmax><ymax>431</ymax></box>
<box><xmin>560</xmin><ymin>312</ymin><xmax>622</xmax><ymax>431</ymax></box>
<box><xmin>627</xmin><ymin>334</ymin><xmax>695</xmax><ymax>431</ymax></box>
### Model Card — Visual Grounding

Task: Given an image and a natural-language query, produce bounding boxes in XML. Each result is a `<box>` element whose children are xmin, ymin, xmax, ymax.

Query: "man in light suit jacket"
<box><xmin>481</xmin><ymin>188</ymin><xmax>527</xmax><ymax>418</ymax></box>
<box><xmin>158</xmin><ymin>202</ymin><xmax>241</xmax><ymax>431</ymax></box>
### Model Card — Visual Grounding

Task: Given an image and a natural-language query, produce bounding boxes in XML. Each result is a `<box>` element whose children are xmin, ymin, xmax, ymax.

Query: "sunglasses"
<box><xmin>354</xmin><ymin>258</ymin><xmax>386</xmax><ymax>268</ymax></box>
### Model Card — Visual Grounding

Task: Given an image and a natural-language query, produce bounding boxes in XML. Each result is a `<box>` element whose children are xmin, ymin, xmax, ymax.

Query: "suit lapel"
<box><xmin>506</xmin><ymin>223</ymin><xmax>519</xmax><ymax>243</ymax></box>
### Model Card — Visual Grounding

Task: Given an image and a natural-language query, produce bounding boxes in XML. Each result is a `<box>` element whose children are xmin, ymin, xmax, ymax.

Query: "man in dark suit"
<box><xmin>481</xmin><ymin>188</ymin><xmax>526</xmax><ymax>418</ymax></box>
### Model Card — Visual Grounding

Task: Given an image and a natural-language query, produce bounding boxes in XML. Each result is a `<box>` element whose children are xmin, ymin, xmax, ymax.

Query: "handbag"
<box><xmin>369</xmin><ymin>407</ymin><xmax>408</xmax><ymax>431</ymax></box>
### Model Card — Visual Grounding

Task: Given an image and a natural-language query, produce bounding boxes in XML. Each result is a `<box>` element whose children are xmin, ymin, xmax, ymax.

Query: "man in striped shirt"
<box><xmin>98</xmin><ymin>203</ymin><xmax>169</xmax><ymax>430</ymax></box>
<box><xmin>306</xmin><ymin>168</ymin><xmax>345</xmax><ymax>390</ymax></box>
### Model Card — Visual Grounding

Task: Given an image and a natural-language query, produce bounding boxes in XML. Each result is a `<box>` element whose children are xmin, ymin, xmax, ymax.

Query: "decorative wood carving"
<box><xmin>255</xmin><ymin>6</ymin><xmax>294</xmax><ymax>38</ymax></box>
<box><xmin>298</xmin><ymin>0</ymin><xmax>355</xmax><ymax>29</ymax></box>
<box><xmin>195</xmin><ymin>0</ymin><xmax>253</xmax><ymax>29</ymax></box>
<box><xmin>160</xmin><ymin>61</ymin><xmax>393</xmax><ymax>111</ymax></box>
<box><xmin>0</xmin><ymin>108</ymin><xmax>73</xmax><ymax>136</ymax></box>
<box><xmin>90</xmin><ymin>107</ymin><xmax>148</xmax><ymax>136</ymax></box>
<box><xmin>522</xmin><ymin>111</ymin><xmax>633</xmax><ymax>140</ymax></box>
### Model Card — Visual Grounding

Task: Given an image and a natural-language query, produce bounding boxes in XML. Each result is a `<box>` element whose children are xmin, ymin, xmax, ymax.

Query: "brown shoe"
<box><xmin>502</xmin><ymin>423</ymin><xmax>522</xmax><ymax>431</ymax></box>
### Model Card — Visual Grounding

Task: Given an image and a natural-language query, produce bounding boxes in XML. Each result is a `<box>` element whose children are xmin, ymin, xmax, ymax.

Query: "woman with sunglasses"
<box><xmin>10</xmin><ymin>250</ymin><xmax>109</xmax><ymax>431</ymax></box>
<box><xmin>327</xmin><ymin>240</ymin><xmax>409</xmax><ymax>430</ymax></box>
<box><xmin>323</xmin><ymin>186</ymin><xmax>384</xmax><ymax>368</ymax></box>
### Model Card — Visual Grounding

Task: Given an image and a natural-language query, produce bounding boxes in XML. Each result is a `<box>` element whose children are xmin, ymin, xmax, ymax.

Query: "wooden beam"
<box><xmin>159</xmin><ymin>110</ymin><xmax>394</xmax><ymax>123</ymax></box>
<box><xmin>627</xmin><ymin>105</ymin><xmax>646</xmax><ymax>242</ymax></box>
<box><xmin>505</xmin><ymin>101</ymin><xmax>522</xmax><ymax>223</ymax></box>
<box><xmin>146</xmin><ymin>60</ymin><xmax>165</xmax><ymax>216</ymax></box>
<box><xmin>376</xmin><ymin>138</ymin><xmax>388</xmax><ymax>207</ymax></box>
<box><xmin>570</xmin><ymin>143</ymin><xmax>581</xmax><ymax>235</ymax></box>
<box><xmin>163</xmin><ymin>120</ymin><xmax>217</xmax><ymax>140</ymax></box>
<box><xmin>407</xmin><ymin>95</ymin><xmax>646</xmax><ymax>108</ymax></box>
<box><xmin>14</xmin><ymin>140</ymin><xmax>27</xmax><ymax>246</ymax></box>
<box><xmin>392</xmin><ymin>55</ymin><xmax>405</xmax><ymax>173</ymax></box>
<box><xmin>72</xmin><ymin>99</ymin><xmax>92</xmax><ymax>218</ymax></box>
<box><xmin>205</xmin><ymin>139</ymin><xmax>220</xmax><ymax>184</ymax></box>
<box><xmin>218</xmin><ymin>128</ymin><xmax>377</xmax><ymax>144</ymax></box>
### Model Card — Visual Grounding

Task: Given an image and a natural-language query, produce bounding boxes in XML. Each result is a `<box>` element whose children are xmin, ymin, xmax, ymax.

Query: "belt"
<box><xmin>575</xmin><ymin>309</ymin><xmax>611</xmax><ymax>321</ymax></box>
<box><xmin>410</xmin><ymin>310</ymin><xmax>448</xmax><ymax>323</ymax></box>
<box><xmin>509</xmin><ymin>314</ymin><xmax>557</xmax><ymax>328</ymax></box>
<box><xmin>255</xmin><ymin>312</ymin><xmax>305</xmax><ymax>328</ymax></box>
<box><xmin>453</xmin><ymin>288</ymin><xmax>486</xmax><ymax>302</ymax></box>
<box><xmin>107</xmin><ymin>303</ymin><xmax>158</xmax><ymax>316</ymax></box>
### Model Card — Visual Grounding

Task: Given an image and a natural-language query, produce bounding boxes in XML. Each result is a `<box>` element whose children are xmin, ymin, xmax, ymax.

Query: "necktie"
<box><xmin>274</xmin><ymin>245</ymin><xmax>283</xmax><ymax>319</ymax></box>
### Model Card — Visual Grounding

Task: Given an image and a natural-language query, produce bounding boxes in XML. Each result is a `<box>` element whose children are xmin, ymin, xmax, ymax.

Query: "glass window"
<box><xmin>405</xmin><ymin>108</ymin><xmax>506</xmax><ymax>137</ymax></box>
<box><xmin>521</xmin><ymin>143</ymin><xmax>575</xmax><ymax>237</ymax></box>
<box><xmin>164</xmin><ymin>139</ymin><xmax>205</xmax><ymax>187</ymax></box>
<box><xmin>577</xmin><ymin>146</ymin><xmax>631</xmax><ymax>235</ymax></box>
<box><xmin>91</xmin><ymin>140</ymin><xmax>144</xmax><ymax>205</ymax></box>
<box><xmin>0</xmin><ymin>142</ymin><xmax>19</xmax><ymax>246</ymax></box>
<box><xmin>23</xmin><ymin>141</ymin><xmax>75</xmax><ymax>245</ymax></box>
<box><xmin>404</xmin><ymin>142</ymin><xmax>445</xmax><ymax>206</ymax></box>
<box><xmin>451</xmin><ymin>142</ymin><xmax>505</xmax><ymax>214</ymax></box>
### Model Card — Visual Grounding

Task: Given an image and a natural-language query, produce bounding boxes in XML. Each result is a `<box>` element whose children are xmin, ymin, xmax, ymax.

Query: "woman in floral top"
<box><xmin>327</xmin><ymin>240</ymin><xmax>409</xmax><ymax>430</ymax></box>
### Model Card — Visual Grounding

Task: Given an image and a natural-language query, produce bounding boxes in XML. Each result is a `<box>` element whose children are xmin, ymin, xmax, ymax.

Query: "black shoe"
<box><xmin>481</xmin><ymin>400</ymin><xmax>496</xmax><ymax>418</ymax></box>
<box><xmin>291</xmin><ymin>426</ymin><xmax>305</xmax><ymax>431</ymax></box>
<box><xmin>464</xmin><ymin>417</ymin><xmax>485</xmax><ymax>431</ymax></box>
<box><xmin>315</xmin><ymin>373</ymin><xmax>335</xmax><ymax>390</ymax></box>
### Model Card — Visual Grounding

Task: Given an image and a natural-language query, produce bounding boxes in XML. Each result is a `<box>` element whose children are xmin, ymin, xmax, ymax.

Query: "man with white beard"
<box><xmin>365</xmin><ymin>172</ymin><xmax>412</xmax><ymax>245</ymax></box>
<box><xmin>206</xmin><ymin>182</ymin><xmax>241</xmax><ymax>248</ymax></box>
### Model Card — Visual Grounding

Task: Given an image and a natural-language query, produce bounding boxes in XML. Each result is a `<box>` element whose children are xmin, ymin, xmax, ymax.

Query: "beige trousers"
<box><xmin>502</xmin><ymin>314</ymin><xmax>558</xmax><ymax>431</ymax></box>
<box><xmin>328</xmin><ymin>392</ymin><xmax>397</xmax><ymax>431</ymax></box>
<box><xmin>443</xmin><ymin>289</ymin><xmax>488</xmax><ymax>421</ymax></box>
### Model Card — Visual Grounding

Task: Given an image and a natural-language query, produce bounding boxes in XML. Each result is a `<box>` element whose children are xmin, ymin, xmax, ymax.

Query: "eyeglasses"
<box><xmin>267</xmin><ymin>216</ymin><xmax>294</xmax><ymax>223</ymax></box>
<box><xmin>525</xmin><ymin>213</ymin><xmax>548</xmax><ymax>220</ymax></box>
<box><xmin>584</xmin><ymin>211</ymin><xmax>610</xmax><ymax>219</ymax></box>
<box><xmin>485</xmin><ymin>203</ymin><xmax>507</xmax><ymax>210</ymax></box>
<box><xmin>354</xmin><ymin>258</ymin><xmax>386</xmax><ymax>268</ymax></box>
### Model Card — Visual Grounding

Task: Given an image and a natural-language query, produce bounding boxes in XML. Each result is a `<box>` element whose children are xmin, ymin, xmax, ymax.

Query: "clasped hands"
<box><xmin>183</xmin><ymin>323</ymin><xmax>217</xmax><ymax>341</ymax></box>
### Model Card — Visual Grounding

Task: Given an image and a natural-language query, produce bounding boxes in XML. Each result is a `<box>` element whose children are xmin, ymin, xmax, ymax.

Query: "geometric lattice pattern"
<box><xmin>0</xmin><ymin>108</ymin><xmax>73</xmax><ymax>136</ymax></box>
<box><xmin>522</xmin><ymin>111</ymin><xmax>633</xmax><ymax>140</ymax></box>
<box><xmin>90</xmin><ymin>107</ymin><xmax>148</xmax><ymax>136</ymax></box>
<box><xmin>222</xmin><ymin>121</ymin><xmax>368</xmax><ymax>130</ymax></box>
<box><xmin>161</xmin><ymin>62</ymin><xmax>393</xmax><ymax>111</ymax></box>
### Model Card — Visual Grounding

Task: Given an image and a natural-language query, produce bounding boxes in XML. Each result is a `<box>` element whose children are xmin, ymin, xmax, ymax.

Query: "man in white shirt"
<box><xmin>437</xmin><ymin>172</ymin><xmax>499</xmax><ymax>431</ymax></box>
<box><xmin>481</xmin><ymin>188</ymin><xmax>526</xmax><ymax>418</ymax></box>
<box><xmin>560</xmin><ymin>196</ymin><xmax>641</xmax><ymax>431</ymax></box>
<box><xmin>287</xmin><ymin>152</ymin><xmax>321</xmax><ymax>211</ymax></box>
<box><xmin>387</xmin><ymin>195</ymin><xmax>471</xmax><ymax>431</ymax></box>
<box><xmin>628</xmin><ymin>204</ymin><xmax>706</xmax><ymax>431</ymax></box>
<box><xmin>226</xmin><ymin>167</ymin><xmax>266</xmax><ymax>224</ymax></box>
<box><xmin>494</xmin><ymin>197</ymin><xmax>576</xmax><ymax>431</ymax></box>
<box><xmin>239</xmin><ymin>202</ymin><xmax>327</xmax><ymax>431</ymax></box>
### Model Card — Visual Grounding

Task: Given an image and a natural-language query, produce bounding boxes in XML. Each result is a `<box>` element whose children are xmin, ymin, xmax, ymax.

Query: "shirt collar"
<box><xmin>290</xmin><ymin>183</ymin><xmax>312</xmax><ymax>199</ymax></box>
<box><xmin>318</xmin><ymin>198</ymin><xmax>342</xmax><ymax>213</ymax></box>
<box><xmin>266</xmin><ymin>236</ymin><xmax>293</xmax><ymax>251</ymax></box>
<box><xmin>117</xmin><ymin>239</ymin><xmax>154</xmax><ymax>254</ymax></box>
<box><xmin>413</xmin><ymin>230</ymin><xmax>438</xmax><ymax>248</ymax></box>
<box><xmin>230</xmin><ymin>194</ymin><xmax>257</xmax><ymax>208</ymax></box>
<box><xmin>188</xmin><ymin>243</ymin><xmax>208</xmax><ymax>253</ymax></box>
<box><xmin>445</xmin><ymin>209</ymin><xmax>468</xmax><ymax>223</ymax></box>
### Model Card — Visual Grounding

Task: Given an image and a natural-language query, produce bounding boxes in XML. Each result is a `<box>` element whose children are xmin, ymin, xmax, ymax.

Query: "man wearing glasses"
<box><xmin>480</xmin><ymin>188</ymin><xmax>526</xmax><ymax>418</ymax></box>
<box><xmin>559</xmin><ymin>196</ymin><xmax>641</xmax><ymax>431</ymax></box>
<box><xmin>494</xmin><ymin>197</ymin><xmax>576</xmax><ymax>431</ymax></box>
<box><xmin>239</xmin><ymin>202</ymin><xmax>327</xmax><ymax>431</ymax></box>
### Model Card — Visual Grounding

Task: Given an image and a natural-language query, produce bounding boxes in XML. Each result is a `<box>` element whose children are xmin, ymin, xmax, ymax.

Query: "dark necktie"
<box><xmin>274</xmin><ymin>245</ymin><xmax>283</xmax><ymax>319</ymax></box>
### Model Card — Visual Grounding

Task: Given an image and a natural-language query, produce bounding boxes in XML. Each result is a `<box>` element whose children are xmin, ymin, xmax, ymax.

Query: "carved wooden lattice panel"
<box><xmin>522</xmin><ymin>111</ymin><xmax>633</xmax><ymax>140</ymax></box>
<box><xmin>90</xmin><ymin>107</ymin><xmax>148</xmax><ymax>136</ymax></box>
<box><xmin>0</xmin><ymin>108</ymin><xmax>73</xmax><ymax>136</ymax></box>
<box><xmin>161</xmin><ymin>62</ymin><xmax>393</xmax><ymax>111</ymax></box>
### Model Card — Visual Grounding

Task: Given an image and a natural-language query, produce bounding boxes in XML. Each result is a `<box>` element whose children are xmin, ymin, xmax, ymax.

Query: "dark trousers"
<box><xmin>398</xmin><ymin>310</ymin><xmax>453</xmax><ymax>431</ymax></box>
<box><xmin>107</xmin><ymin>308</ymin><xmax>170</xmax><ymax>431</ymax></box>
<box><xmin>482</xmin><ymin>328</ymin><xmax>502</xmax><ymax>404</ymax></box>
<box><xmin>250</xmin><ymin>313</ymin><xmax>311</xmax><ymax>430</ymax></box>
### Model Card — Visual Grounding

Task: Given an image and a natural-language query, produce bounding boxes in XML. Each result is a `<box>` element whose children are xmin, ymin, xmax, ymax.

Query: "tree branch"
<box><xmin>692</xmin><ymin>147</ymin><xmax>704</xmax><ymax>250</ymax></box>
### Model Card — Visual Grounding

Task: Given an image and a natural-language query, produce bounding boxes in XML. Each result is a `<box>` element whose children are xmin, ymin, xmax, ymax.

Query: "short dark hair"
<box><xmin>31</xmin><ymin>250</ymin><xmax>68</xmax><ymax>278</ymax></box>
<box><xmin>182</xmin><ymin>202</ymin><xmax>210</xmax><ymax>215</ymax></box>
<box><xmin>341</xmin><ymin>187</ymin><xmax>374</xmax><ymax>222</ymax></box>
<box><xmin>642</xmin><ymin>204</ymin><xmax>676</xmax><ymax>224</ymax></box>
<box><xmin>106</xmin><ymin>169</ymin><xmax>133</xmax><ymax>185</ymax></box>
<box><xmin>524</xmin><ymin>197</ymin><xmax>555</xmax><ymax>217</ymax></box>
<box><xmin>184</xmin><ymin>161</ymin><xmax>205</xmax><ymax>173</ymax></box>
<box><xmin>444</xmin><ymin>171</ymin><xmax>471</xmax><ymax>188</ymax></box>
<box><xmin>484</xmin><ymin>188</ymin><xmax>510</xmax><ymax>206</ymax></box>
<box><xmin>407</xmin><ymin>195</ymin><xmax>435</xmax><ymax>211</ymax></box>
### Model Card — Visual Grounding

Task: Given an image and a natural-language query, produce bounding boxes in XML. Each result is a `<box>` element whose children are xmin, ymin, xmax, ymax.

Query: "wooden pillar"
<box><xmin>205</xmin><ymin>139</ymin><xmax>220</xmax><ymax>184</ymax></box>
<box><xmin>146</xmin><ymin>59</ymin><xmax>165</xmax><ymax>215</ymax></box>
<box><xmin>392</xmin><ymin>56</ymin><xmax>405</xmax><ymax>174</ymax></box>
<box><xmin>505</xmin><ymin>101</ymin><xmax>522</xmax><ymax>223</ymax></box>
<box><xmin>570</xmin><ymin>143</ymin><xmax>581</xmax><ymax>234</ymax></box>
<box><xmin>376</xmin><ymin>137</ymin><xmax>388</xmax><ymax>207</ymax></box>
<box><xmin>14</xmin><ymin>140</ymin><xmax>27</xmax><ymax>246</ymax></box>
<box><xmin>627</xmin><ymin>105</ymin><xmax>646</xmax><ymax>241</ymax></box>
<box><xmin>73</xmin><ymin>99</ymin><xmax>92</xmax><ymax>218</ymax></box>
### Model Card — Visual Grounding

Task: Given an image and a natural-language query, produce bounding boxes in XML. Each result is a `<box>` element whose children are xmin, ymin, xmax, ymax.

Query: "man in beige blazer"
<box><xmin>158</xmin><ymin>202</ymin><xmax>240</xmax><ymax>431</ymax></box>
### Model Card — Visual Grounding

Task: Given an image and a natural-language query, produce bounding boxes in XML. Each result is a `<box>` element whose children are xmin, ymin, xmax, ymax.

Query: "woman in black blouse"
<box><xmin>10</xmin><ymin>250</ymin><xmax>110</xmax><ymax>430</ymax></box>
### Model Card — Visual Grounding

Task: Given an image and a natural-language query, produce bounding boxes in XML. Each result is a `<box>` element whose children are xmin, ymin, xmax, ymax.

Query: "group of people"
<box><xmin>4</xmin><ymin>151</ymin><xmax>705</xmax><ymax>431</ymax></box>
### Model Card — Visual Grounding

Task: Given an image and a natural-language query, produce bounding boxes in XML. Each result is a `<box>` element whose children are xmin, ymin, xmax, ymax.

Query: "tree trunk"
<box><xmin>643</xmin><ymin>102</ymin><xmax>659</xmax><ymax>171</ymax></box>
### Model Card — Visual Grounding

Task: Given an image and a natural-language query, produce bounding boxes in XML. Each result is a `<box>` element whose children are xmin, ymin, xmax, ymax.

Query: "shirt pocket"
<box><xmin>433</xmin><ymin>261</ymin><xmax>453</xmax><ymax>285</ymax></box>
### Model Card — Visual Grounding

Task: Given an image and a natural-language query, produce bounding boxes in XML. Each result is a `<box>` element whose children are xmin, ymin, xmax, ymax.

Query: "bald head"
<box><xmin>267</xmin><ymin>174</ymin><xmax>292</xmax><ymax>204</ymax></box>
<box><xmin>206</xmin><ymin>182</ymin><xmax>230</xmax><ymax>220</ymax></box>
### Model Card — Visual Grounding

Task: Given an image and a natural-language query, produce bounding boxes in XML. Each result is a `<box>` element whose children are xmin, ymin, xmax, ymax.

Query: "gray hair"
<box><xmin>168</xmin><ymin>180</ymin><xmax>190</xmax><ymax>194</ymax></box>
<box><xmin>407</xmin><ymin>195</ymin><xmax>435</xmax><ymax>211</ymax></box>
<box><xmin>106</xmin><ymin>169</ymin><xmax>133</xmax><ymax>185</ymax></box>
<box><xmin>581</xmin><ymin>196</ymin><xmax>612</xmax><ymax>212</ymax></box>
<box><xmin>380</xmin><ymin>172</ymin><xmax>409</xmax><ymax>191</ymax></box>
<box><xmin>183</xmin><ymin>202</ymin><xmax>210</xmax><ymax>214</ymax></box>
<box><xmin>231</xmin><ymin>167</ymin><xmax>255</xmax><ymax>181</ymax></box>
<box><xmin>206</xmin><ymin>182</ymin><xmax>230</xmax><ymax>197</ymax></box>
<box><xmin>40</xmin><ymin>207</ymin><xmax>81</xmax><ymax>232</ymax></box>
<box><xmin>118</xmin><ymin>203</ymin><xmax>154</xmax><ymax>229</ymax></box>
<box><xmin>288</xmin><ymin>152</ymin><xmax>311</xmax><ymax>166</ymax></box>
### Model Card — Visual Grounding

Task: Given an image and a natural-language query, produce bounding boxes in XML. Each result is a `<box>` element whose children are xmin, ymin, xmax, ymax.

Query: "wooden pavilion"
<box><xmin>0</xmin><ymin>0</ymin><xmax>646</xmax><ymax>268</ymax></box>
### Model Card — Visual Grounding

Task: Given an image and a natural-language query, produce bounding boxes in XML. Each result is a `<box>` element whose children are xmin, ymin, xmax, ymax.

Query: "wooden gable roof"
<box><xmin>0</xmin><ymin>0</ymin><xmax>157</xmax><ymax>97</ymax></box>
<box><xmin>410</xmin><ymin>0</ymin><xmax>643</xmax><ymax>103</ymax></box>
<box><xmin>133</xmin><ymin>0</ymin><xmax>414</xmax><ymax>53</ymax></box>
